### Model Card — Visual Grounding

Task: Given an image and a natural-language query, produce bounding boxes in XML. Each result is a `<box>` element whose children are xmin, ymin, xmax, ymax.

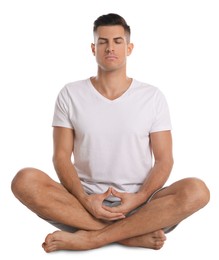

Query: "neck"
<box><xmin>91</xmin><ymin>70</ymin><xmax>132</xmax><ymax>100</ymax></box>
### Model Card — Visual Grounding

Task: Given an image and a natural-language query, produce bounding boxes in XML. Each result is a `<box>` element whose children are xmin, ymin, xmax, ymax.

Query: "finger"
<box><xmin>101</xmin><ymin>187</ymin><xmax>112</xmax><ymax>199</ymax></box>
<box><xmin>105</xmin><ymin>215</ymin><xmax>126</xmax><ymax>221</ymax></box>
<box><xmin>101</xmin><ymin>212</ymin><xmax>125</xmax><ymax>221</ymax></box>
<box><xmin>111</xmin><ymin>188</ymin><xmax>124</xmax><ymax>199</ymax></box>
<box><xmin>102</xmin><ymin>204</ymin><xmax>123</xmax><ymax>213</ymax></box>
<box><xmin>99</xmin><ymin>207</ymin><xmax>125</xmax><ymax>220</ymax></box>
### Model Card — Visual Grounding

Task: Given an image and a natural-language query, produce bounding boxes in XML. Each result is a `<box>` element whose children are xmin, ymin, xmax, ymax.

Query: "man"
<box><xmin>11</xmin><ymin>13</ymin><xmax>210</xmax><ymax>252</ymax></box>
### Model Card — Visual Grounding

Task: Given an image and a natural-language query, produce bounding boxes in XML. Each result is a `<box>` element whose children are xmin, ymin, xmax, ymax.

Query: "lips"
<box><xmin>105</xmin><ymin>55</ymin><xmax>117</xmax><ymax>60</ymax></box>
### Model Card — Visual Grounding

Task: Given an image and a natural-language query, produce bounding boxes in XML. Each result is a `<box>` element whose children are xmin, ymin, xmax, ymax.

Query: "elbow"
<box><xmin>156</xmin><ymin>157</ymin><xmax>174</xmax><ymax>174</ymax></box>
<box><xmin>52</xmin><ymin>153</ymin><xmax>59</xmax><ymax>165</ymax></box>
<box><xmin>52</xmin><ymin>154</ymin><xmax>57</xmax><ymax>168</ymax></box>
<box><xmin>52</xmin><ymin>155</ymin><xmax>60</xmax><ymax>171</ymax></box>
<box><xmin>52</xmin><ymin>152</ymin><xmax>69</xmax><ymax>170</ymax></box>
<box><xmin>166</xmin><ymin>157</ymin><xmax>174</xmax><ymax>173</ymax></box>
<box><xmin>169</xmin><ymin>157</ymin><xmax>174</xmax><ymax>170</ymax></box>
<box><xmin>52</xmin><ymin>152</ymin><xmax>71</xmax><ymax>170</ymax></box>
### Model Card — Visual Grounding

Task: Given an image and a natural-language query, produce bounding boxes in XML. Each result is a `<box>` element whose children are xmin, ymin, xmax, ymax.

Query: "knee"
<box><xmin>181</xmin><ymin>177</ymin><xmax>210</xmax><ymax>211</ymax></box>
<box><xmin>11</xmin><ymin>167</ymin><xmax>39</xmax><ymax>198</ymax></box>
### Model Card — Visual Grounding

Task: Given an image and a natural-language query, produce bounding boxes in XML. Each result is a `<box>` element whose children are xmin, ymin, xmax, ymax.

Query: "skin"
<box><xmin>11</xmin><ymin>25</ymin><xmax>210</xmax><ymax>252</ymax></box>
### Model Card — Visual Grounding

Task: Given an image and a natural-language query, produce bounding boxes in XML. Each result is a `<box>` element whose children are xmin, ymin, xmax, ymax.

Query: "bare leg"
<box><xmin>41</xmin><ymin>178</ymin><xmax>210</xmax><ymax>252</ymax></box>
<box><xmin>11</xmin><ymin>167</ymin><xmax>106</xmax><ymax>230</ymax></box>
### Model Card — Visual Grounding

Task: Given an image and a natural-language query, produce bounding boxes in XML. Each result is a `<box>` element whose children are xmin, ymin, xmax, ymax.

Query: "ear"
<box><xmin>127</xmin><ymin>43</ymin><xmax>134</xmax><ymax>56</ymax></box>
<box><xmin>91</xmin><ymin>43</ymin><xmax>95</xmax><ymax>56</ymax></box>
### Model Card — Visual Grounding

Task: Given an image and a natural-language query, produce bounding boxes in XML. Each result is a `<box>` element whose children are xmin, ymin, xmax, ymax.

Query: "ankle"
<box><xmin>90</xmin><ymin>230</ymin><xmax>107</xmax><ymax>249</ymax></box>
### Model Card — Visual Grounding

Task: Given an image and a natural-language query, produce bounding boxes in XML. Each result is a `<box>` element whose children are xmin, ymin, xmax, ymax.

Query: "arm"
<box><xmin>137</xmin><ymin>130</ymin><xmax>174</xmax><ymax>200</ymax></box>
<box><xmin>103</xmin><ymin>130</ymin><xmax>174</xmax><ymax>214</ymax></box>
<box><xmin>52</xmin><ymin>126</ymin><xmax>86</xmax><ymax>200</ymax></box>
<box><xmin>53</xmin><ymin>126</ymin><xmax>125</xmax><ymax>220</ymax></box>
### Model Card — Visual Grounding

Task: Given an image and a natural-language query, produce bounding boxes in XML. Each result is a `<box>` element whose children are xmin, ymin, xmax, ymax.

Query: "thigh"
<box><xmin>149</xmin><ymin>177</ymin><xmax>200</xmax><ymax>201</ymax></box>
<box><xmin>13</xmin><ymin>167</ymin><xmax>53</xmax><ymax>184</ymax></box>
<box><xmin>12</xmin><ymin>167</ymin><xmax>82</xmax><ymax>212</ymax></box>
<box><xmin>12</xmin><ymin>167</ymin><xmax>64</xmax><ymax>193</ymax></box>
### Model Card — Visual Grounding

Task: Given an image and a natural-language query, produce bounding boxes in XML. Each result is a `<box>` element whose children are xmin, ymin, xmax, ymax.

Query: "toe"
<box><xmin>154</xmin><ymin>240</ymin><xmax>165</xmax><ymax>250</ymax></box>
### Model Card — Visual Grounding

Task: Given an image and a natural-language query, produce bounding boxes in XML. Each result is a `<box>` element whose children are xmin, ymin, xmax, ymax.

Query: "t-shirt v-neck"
<box><xmin>86</xmin><ymin>78</ymin><xmax>134</xmax><ymax>103</ymax></box>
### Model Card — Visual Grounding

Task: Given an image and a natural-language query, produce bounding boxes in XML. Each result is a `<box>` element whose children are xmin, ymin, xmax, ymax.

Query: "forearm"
<box><xmin>102</xmin><ymin>161</ymin><xmax>173</xmax><ymax>216</ymax></box>
<box><xmin>137</xmin><ymin>160</ymin><xmax>173</xmax><ymax>203</ymax></box>
<box><xmin>136</xmin><ymin>131</ymin><xmax>174</xmax><ymax>202</ymax></box>
<box><xmin>53</xmin><ymin>156</ymin><xmax>87</xmax><ymax>201</ymax></box>
<box><xmin>54</xmin><ymin>157</ymin><xmax>125</xmax><ymax>221</ymax></box>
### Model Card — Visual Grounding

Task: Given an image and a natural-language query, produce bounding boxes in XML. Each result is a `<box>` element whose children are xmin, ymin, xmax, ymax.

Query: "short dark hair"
<box><xmin>93</xmin><ymin>13</ymin><xmax>131</xmax><ymax>41</ymax></box>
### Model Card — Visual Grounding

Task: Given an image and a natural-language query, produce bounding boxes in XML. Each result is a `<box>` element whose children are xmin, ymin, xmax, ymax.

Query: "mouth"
<box><xmin>105</xmin><ymin>55</ymin><xmax>117</xmax><ymax>60</ymax></box>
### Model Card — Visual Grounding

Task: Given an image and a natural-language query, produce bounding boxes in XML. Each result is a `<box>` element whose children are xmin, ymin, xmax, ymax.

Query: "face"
<box><xmin>91</xmin><ymin>25</ymin><xmax>134</xmax><ymax>72</ymax></box>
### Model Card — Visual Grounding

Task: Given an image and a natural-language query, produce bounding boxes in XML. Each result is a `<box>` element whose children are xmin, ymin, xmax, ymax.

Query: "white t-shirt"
<box><xmin>52</xmin><ymin>78</ymin><xmax>172</xmax><ymax>201</ymax></box>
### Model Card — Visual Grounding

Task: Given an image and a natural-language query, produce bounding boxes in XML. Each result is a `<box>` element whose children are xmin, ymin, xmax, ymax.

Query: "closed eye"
<box><xmin>98</xmin><ymin>40</ymin><xmax>107</xmax><ymax>44</ymax></box>
<box><xmin>98</xmin><ymin>38</ymin><xmax>108</xmax><ymax>44</ymax></box>
<box><xmin>114</xmin><ymin>37</ymin><xmax>124</xmax><ymax>44</ymax></box>
<box><xmin>115</xmin><ymin>39</ymin><xmax>123</xmax><ymax>44</ymax></box>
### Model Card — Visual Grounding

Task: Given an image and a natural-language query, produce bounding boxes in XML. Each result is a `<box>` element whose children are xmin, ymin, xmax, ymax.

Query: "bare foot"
<box><xmin>119</xmin><ymin>230</ymin><xmax>167</xmax><ymax>250</ymax></box>
<box><xmin>42</xmin><ymin>229</ymin><xmax>166</xmax><ymax>252</ymax></box>
<box><xmin>42</xmin><ymin>230</ymin><xmax>98</xmax><ymax>252</ymax></box>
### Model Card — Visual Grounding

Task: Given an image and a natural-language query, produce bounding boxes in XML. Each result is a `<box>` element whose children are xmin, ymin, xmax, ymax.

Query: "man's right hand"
<box><xmin>82</xmin><ymin>187</ymin><xmax>126</xmax><ymax>221</ymax></box>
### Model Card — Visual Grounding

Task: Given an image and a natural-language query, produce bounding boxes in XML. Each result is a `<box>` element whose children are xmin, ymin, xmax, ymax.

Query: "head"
<box><xmin>93</xmin><ymin>13</ymin><xmax>131</xmax><ymax>43</ymax></box>
<box><xmin>91</xmin><ymin>13</ymin><xmax>134</xmax><ymax>72</ymax></box>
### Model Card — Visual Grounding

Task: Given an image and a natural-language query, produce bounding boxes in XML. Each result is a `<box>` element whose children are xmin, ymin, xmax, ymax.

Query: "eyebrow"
<box><xmin>98</xmin><ymin>37</ymin><xmax>124</xmax><ymax>41</ymax></box>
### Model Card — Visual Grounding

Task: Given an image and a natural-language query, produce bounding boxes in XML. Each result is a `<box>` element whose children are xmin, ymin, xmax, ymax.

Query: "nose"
<box><xmin>105</xmin><ymin>43</ymin><xmax>114</xmax><ymax>53</ymax></box>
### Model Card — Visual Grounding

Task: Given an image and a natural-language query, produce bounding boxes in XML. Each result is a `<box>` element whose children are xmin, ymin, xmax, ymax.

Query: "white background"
<box><xmin>1</xmin><ymin>0</ymin><xmax>219</xmax><ymax>259</ymax></box>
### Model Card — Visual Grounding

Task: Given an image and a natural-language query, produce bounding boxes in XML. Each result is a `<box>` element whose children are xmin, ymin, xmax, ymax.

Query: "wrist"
<box><xmin>74</xmin><ymin>191</ymin><xmax>89</xmax><ymax>204</ymax></box>
<box><xmin>79</xmin><ymin>193</ymin><xmax>88</xmax><ymax>200</ymax></box>
<box><xmin>136</xmin><ymin>190</ymin><xmax>149</xmax><ymax>204</ymax></box>
<box><xmin>79</xmin><ymin>193</ymin><xmax>93</xmax><ymax>209</ymax></box>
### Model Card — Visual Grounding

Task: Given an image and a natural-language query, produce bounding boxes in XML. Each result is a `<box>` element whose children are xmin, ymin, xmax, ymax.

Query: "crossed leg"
<box><xmin>43</xmin><ymin>229</ymin><xmax>167</xmax><ymax>251</ymax></box>
<box><xmin>11</xmin><ymin>168</ymin><xmax>210</xmax><ymax>252</ymax></box>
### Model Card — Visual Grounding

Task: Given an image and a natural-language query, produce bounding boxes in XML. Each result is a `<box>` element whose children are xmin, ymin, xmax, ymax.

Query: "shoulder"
<box><xmin>55</xmin><ymin>78</ymin><xmax>89</xmax><ymax>102</ymax></box>
<box><xmin>132</xmin><ymin>79</ymin><xmax>163</xmax><ymax>98</ymax></box>
<box><xmin>61</xmin><ymin>78</ymin><xmax>89</xmax><ymax>95</ymax></box>
<box><xmin>131</xmin><ymin>80</ymin><xmax>170</xmax><ymax>110</ymax></box>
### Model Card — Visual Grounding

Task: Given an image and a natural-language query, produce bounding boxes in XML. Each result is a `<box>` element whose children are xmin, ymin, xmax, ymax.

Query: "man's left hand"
<box><xmin>102</xmin><ymin>188</ymin><xmax>144</xmax><ymax>215</ymax></box>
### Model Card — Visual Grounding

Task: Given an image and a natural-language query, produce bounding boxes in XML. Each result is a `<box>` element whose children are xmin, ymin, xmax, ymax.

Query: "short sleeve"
<box><xmin>150</xmin><ymin>89</ymin><xmax>172</xmax><ymax>133</ymax></box>
<box><xmin>52</xmin><ymin>86</ymin><xmax>74</xmax><ymax>129</ymax></box>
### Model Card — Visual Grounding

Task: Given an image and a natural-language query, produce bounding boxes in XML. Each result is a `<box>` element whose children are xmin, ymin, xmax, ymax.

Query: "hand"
<box><xmin>102</xmin><ymin>188</ymin><xmax>143</xmax><ymax>215</ymax></box>
<box><xmin>82</xmin><ymin>187</ymin><xmax>125</xmax><ymax>221</ymax></box>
